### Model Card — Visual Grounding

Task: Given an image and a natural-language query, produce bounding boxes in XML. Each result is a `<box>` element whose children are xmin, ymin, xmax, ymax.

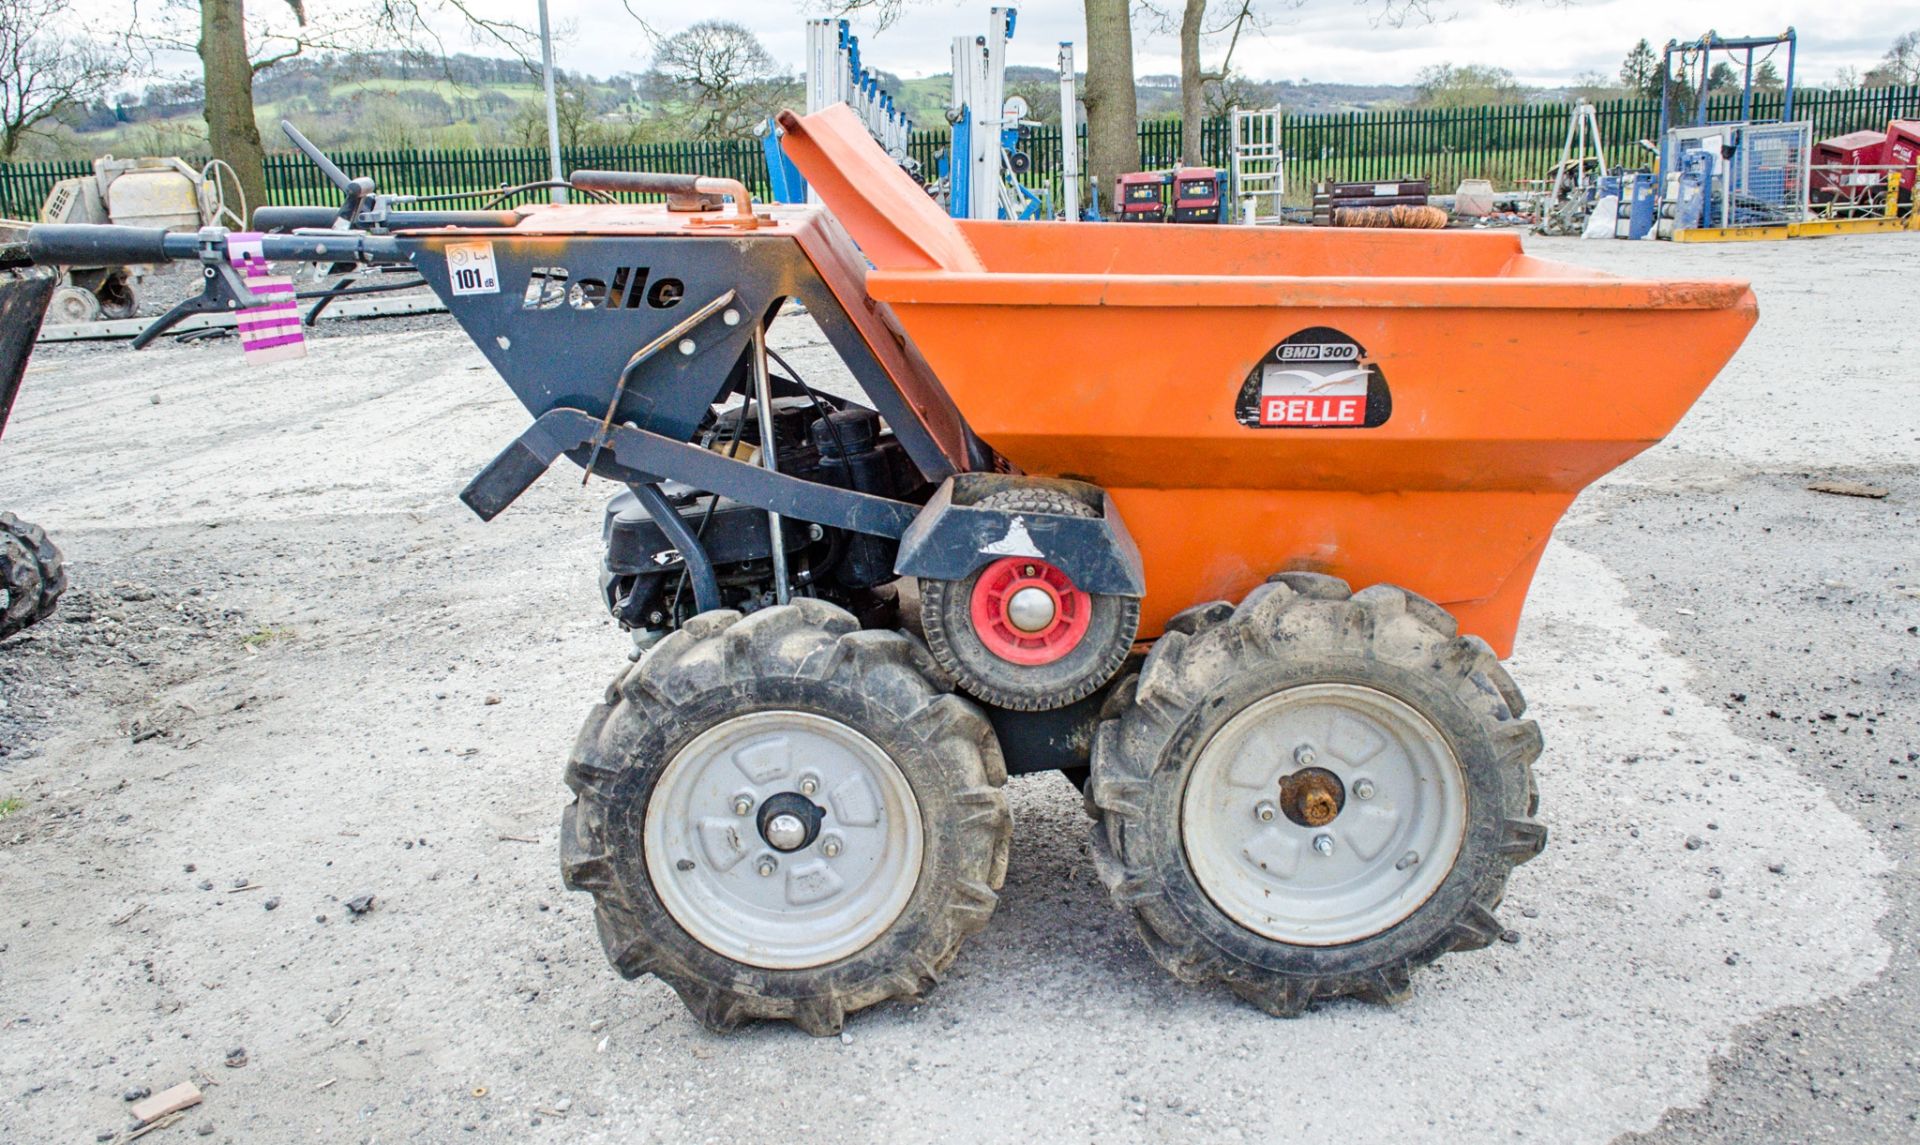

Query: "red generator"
<box><xmin>1172</xmin><ymin>167</ymin><xmax>1224</xmax><ymax>223</ymax></box>
<box><xmin>1115</xmin><ymin>172</ymin><xmax>1169</xmax><ymax>222</ymax></box>
<box><xmin>1884</xmin><ymin>121</ymin><xmax>1919</xmax><ymax>201</ymax></box>
<box><xmin>1812</xmin><ymin>129</ymin><xmax>1886</xmax><ymax>203</ymax></box>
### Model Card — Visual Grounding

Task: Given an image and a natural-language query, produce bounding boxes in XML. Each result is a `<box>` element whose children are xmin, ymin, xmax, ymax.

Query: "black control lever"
<box><xmin>281</xmin><ymin>120</ymin><xmax>354</xmax><ymax>192</ymax></box>
<box><xmin>282</xmin><ymin>120</ymin><xmax>377</xmax><ymax>226</ymax></box>
<box><xmin>131</xmin><ymin>232</ymin><xmax>270</xmax><ymax>350</ymax></box>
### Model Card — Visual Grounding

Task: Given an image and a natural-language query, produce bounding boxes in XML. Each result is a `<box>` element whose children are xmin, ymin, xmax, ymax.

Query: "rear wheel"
<box><xmin>1088</xmin><ymin>573</ymin><xmax>1546</xmax><ymax>1015</ymax></box>
<box><xmin>562</xmin><ymin>600</ymin><xmax>1011</xmax><ymax>1034</ymax></box>
<box><xmin>0</xmin><ymin>513</ymin><xmax>66</xmax><ymax>641</ymax></box>
<box><xmin>920</xmin><ymin>487</ymin><xmax>1139</xmax><ymax>712</ymax></box>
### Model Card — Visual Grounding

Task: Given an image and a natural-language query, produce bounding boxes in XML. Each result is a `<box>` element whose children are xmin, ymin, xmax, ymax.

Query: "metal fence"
<box><xmin>6</xmin><ymin>85</ymin><xmax>1916</xmax><ymax>219</ymax></box>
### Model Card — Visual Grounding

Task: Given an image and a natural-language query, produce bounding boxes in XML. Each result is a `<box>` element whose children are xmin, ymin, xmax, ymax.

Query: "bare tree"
<box><xmin>1865</xmin><ymin>30</ymin><xmax>1920</xmax><ymax>87</ymax></box>
<box><xmin>0</xmin><ymin>0</ymin><xmax>128</xmax><ymax>160</ymax></box>
<box><xmin>133</xmin><ymin>0</ymin><xmax>534</xmax><ymax>223</ymax></box>
<box><xmin>1174</xmin><ymin>0</ymin><xmax>1269</xmax><ymax>165</ymax></box>
<box><xmin>646</xmin><ymin>20</ymin><xmax>798</xmax><ymax>141</ymax></box>
<box><xmin>1081</xmin><ymin>0</ymin><xmax>1137</xmax><ymax>213</ymax></box>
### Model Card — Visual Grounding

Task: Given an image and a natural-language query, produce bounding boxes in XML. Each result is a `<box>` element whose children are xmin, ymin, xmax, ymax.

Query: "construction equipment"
<box><xmin>1057</xmin><ymin>42</ymin><xmax>1083</xmax><ymax>221</ymax></box>
<box><xmin>1813</xmin><ymin>129</ymin><xmax>1889</xmax><ymax>207</ymax></box>
<box><xmin>1230</xmin><ymin>108</ymin><xmax>1286</xmax><ymax>225</ymax></box>
<box><xmin>945</xmin><ymin>8</ymin><xmax>1056</xmax><ymax>221</ymax></box>
<box><xmin>768</xmin><ymin>18</ymin><xmax>917</xmax><ymax>203</ymax></box>
<box><xmin>1115</xmin><ymin>171</ymin><xmax>1169</xmax><ymax>222</ymax></box>
<box><xmin>1314</xmin><ymin>179</ymin><xmax>1431</xmax><ymax>227</ymax></box>
<box><xmin>1536</xmin><ymin>101</ymin><xmax>1608</xmax><ymax>236</ymax></box>
<box><xmin>12</xmin><ymin>156</ymin><xmax>240</xmax><ymax>323</ymax></box>
<box><xmin>1657</xmin><ymin>28</ymin><xmax>1797</xmax><ymax>176</ymax></box>
<box><xmin>1650</xmin><ymin>28</ymin><xmax>1819</xmax><ymax>239</ymax></box>
<box><xmin>1171</xmin><ymin>168</ymin><xmax>1224</xmax><ymax>223</ymax></box>
<box><xmin>0</xmin><ymin>107</ymin><xmax>1757</xmax><ymax>1033</ymax></box>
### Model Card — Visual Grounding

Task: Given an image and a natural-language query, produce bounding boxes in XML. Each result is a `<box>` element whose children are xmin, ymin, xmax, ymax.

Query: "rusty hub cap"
<box><xmin>1279</xmin><ymin>767</ymin><xmax>1346</xmax><ymax>828</ymax></box>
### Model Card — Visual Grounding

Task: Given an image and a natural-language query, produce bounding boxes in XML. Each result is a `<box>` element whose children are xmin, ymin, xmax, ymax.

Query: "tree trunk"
<box><xmin>1179</xmin><ymin>0</ymin><xmax>1206</xmax><ymax>166</ymax></box>
<box><xmin>1081</xmin><ymin>0</ymin><xmax>1137</xmax><ymax>215</ymax></box>
<box><xmin>199</xmin><ymin>0</ymin><xmax>265</xmax><ymax>224</ymax></box>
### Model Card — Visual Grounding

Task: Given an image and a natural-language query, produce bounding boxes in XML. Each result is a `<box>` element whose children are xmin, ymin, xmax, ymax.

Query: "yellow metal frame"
<box><xmin>1673</xmin><ymin>174</ymin><xmax>1916</xmax><ymax>243</ymax></box>
<box><xmin>1672</xmin><ymin>212</ymin><xmax>1920</xmax><ymax>242</ymax></box>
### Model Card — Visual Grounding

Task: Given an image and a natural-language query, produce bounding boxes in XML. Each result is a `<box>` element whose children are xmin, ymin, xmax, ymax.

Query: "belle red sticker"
<box><xmin>1235</xmin><ymin>328</ymin><xmax>1392</xmax><ymax>430</ymax></box>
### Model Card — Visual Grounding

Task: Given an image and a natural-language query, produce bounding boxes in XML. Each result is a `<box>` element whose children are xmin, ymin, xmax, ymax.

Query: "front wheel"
<box><xmin>0</xmin><ymin>513</ymin><xmax>66</xmax><ymax>641</ymax></box>
<box><xmin>1088</xmin><ymin>573</ymin><xmax>1546</xmax><ymax>1015</ymax></box>
<box><xmin>562</xmin><ymin>600</ymin><xmax>1011</xmax><ymax>1035</ymax></box>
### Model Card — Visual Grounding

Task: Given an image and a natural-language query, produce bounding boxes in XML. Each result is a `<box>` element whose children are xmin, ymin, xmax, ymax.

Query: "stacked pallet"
<box><xmin>1312</xmin><ymin>180</ymin><xmax>1431</xmax><ymax>226</ymax></box>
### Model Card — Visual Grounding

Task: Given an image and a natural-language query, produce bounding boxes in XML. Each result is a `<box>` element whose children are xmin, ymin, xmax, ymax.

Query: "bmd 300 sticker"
<box><xmin>1234</xmin><ymin>327</ymin><xmax>1392</xmax><ymax>429</ymax></box>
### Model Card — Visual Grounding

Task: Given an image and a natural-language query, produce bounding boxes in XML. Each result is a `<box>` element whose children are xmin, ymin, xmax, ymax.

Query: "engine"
<box><xmin>599</xmin><ymin>392</ymin><xmax>925</xmax><ymax>648</ymax></box>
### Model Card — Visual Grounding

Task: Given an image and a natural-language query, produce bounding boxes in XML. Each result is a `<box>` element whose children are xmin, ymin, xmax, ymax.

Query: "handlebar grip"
<box><xmin>384</xmin><ymin>210</ymin><xmax>526</xmax><ymax>229</ymax></box>
<box><xmin>569</xmin><ymin>170</ymin><xmax>703</xmax><ymax>196</ymax></box>
<box><xmin>28</xmin><ymin>224</ymin><xmax>170</xmax><ymax>267</ymax></box>
<box><xmin>254</xmin><ymin>207</ymin><xmax>344</xmax><ymax>232</ymax></box>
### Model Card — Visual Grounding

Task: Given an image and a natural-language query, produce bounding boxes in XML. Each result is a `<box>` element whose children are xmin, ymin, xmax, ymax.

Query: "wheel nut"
<box><xmin>1313</xmin><ymin>834</ymin><xmax>1335</xmax><ymax>857</ymax></box>
<box><xmin>798</xmin><ymin>773</ymin><xmax>819</xmax><ymax>797</ymax></box>
<box><xmin>1254</xmin><ymin>801</ymin><xmax>1277</xmax><ymax>823</ymax></box>
<box><xmin>1294</xmin><ymin>744</ymin><xmax>1317</xmax><ymax>767</ymax></box>
<box><xmin>1354</xmin><ymin>779</ymin><xmax>1376</xmax><ymax>800</ymax></box>
<box><xmin>733</xmin><ymin>795</ymin><xmax>754</xmax><ymax>816</ymax></box>
<box><xmin>756</xmin><ymin>857</ymin><xmax>777</xmax><ymax>877</ymax></box>
<box><xmin>821</xmin><ymin>835</ymin><xmax>843</xmax><ymax>858</ymax></box>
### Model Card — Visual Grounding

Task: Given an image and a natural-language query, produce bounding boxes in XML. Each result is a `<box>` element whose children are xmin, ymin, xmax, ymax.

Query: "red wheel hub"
<box><xmin>968</xmin><ymin>557</ymin><xmax>1092</xmax><ymax>666</ymax></box>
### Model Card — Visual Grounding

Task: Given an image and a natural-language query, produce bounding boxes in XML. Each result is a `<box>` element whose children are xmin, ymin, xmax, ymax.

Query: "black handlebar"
<box><xmin>254</xmin><ymin>206</ymin><xmax>343</xmax><ymax>232</ymax></box>
<box><xmin>28</xmin><ymin>225</ymin><xmax>172</xmax><ymax>267</ymax></box>
<box><xmin>252</xmin><ymin>206</ymin><xmax>527</xmax><ymax>233</ymax></box>
<box><xmin>282</xmin><ymin>120</ymin><xmax>356</xmax><ymax>193</ymax></box>
<box><xmin>25</xmin><ymin>224</ymin><xmax>405</xmax><ymax>269</ymax></box>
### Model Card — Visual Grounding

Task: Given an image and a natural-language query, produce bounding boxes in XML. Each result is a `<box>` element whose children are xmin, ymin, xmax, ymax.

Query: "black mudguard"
<box><xmin>893</xmin><ymin>475</ymin><xmax>1147</xmax><ymax>598</ymax></box>
<box><xmin>0</xmin><ymin>270</ymin><xmax>57</xmax><ymax>443</ymax></box>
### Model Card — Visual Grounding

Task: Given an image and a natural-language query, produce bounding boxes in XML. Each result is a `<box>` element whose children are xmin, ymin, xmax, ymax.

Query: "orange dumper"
<box><xmin>5</xmin><ymin>105</ymin><xmax>1756</xmax><ymax>1033</ymax></box>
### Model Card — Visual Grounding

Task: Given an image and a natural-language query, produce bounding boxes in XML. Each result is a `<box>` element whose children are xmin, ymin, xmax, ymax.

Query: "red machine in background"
<box><xmin>1114</xmin><ymin>168</ymin><xmax>1224</xmax><ymax>224</ymax></box>
<box><xmin>1813</xmin><ymin>130</ymin><xmax>1887</xmax><ymax>204</ymax></box>
<box><xmin>1172</xmin><ymin>168</ymin><xmax>1224</xmax><ymax>223</ymax></box>
<box><xmin>1887</xmin><ymin>120</ymin><xmax>1918</xmax><ymax>200</ymax></box>
<box><xmin>1813</xmin><ymin>120</ymin><xmax>1919</xmax><ymax>207</ymax></box>
<box><xmin>1115</xmin><ymin>172</ymin><xmax>1168</xmax><ymax>222</ymax></box>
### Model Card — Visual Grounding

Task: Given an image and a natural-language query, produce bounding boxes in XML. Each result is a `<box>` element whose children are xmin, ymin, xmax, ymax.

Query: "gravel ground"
<box><xmin>0</xmin><ymin>230</ymin><xmax>1914</xmax><ymax>1144</ymax></box>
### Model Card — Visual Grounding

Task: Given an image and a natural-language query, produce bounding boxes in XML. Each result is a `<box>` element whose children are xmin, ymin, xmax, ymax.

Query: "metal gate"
<box><xmin>1231</xmin><ymin>108</ymin><xmax>1286</xmax><ymax>224</ymax></box>
<box><xmin>1668</xmin><ymin>120</ymin><xmax>1813</xmax><ymax>226</ymax></box>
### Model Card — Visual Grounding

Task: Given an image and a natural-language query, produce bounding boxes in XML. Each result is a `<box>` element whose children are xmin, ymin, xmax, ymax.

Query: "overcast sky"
<box><xmin>115</xmin><ymin>1</ymin><xmax>1911</xmax><ymax>91</ymax></box>
<box><xmin>522</xmin><ymin>1</ymin><xmax>1909</xmax><ymax>88</ymax></box>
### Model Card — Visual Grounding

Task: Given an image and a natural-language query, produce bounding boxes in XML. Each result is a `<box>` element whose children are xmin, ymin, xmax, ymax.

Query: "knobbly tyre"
<box><xmin>0</xmin><ymin>111</ymin><xmax>1757</xmax><ymax>1033</ymax></box>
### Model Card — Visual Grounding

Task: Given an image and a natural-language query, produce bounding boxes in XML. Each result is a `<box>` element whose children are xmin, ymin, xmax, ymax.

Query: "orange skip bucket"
<box><xmin>779</xmin><ymin>107</ymin><xmax>1758</xmax><ymax>654</ymax></box>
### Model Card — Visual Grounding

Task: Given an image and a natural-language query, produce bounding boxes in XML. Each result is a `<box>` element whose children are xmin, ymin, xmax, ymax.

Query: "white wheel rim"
<box><xmin>1180</xmin><ymin>683</ymin><xmax>1467</xmax><ymax>946</ymax></box>
<box><xmin>644</xmin><ymin>710</ymin><xmax>924</xmax><ymax>970</ymax></box>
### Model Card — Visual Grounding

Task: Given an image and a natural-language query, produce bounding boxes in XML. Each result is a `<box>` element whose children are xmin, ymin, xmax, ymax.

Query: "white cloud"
<box><xmin>573</xmin><ymin>1</ymin><xmax>1908</xmax><ymax>88</ymax></box>
<box><xmin>106</xmin><ymin>0</ymin><xmax>1913</xmax><ymax>92</ymax></box>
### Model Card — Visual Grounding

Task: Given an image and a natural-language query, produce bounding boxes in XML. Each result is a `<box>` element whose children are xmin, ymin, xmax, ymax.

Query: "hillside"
<box><xmin>26</xmin><ymin>50</ymin><xmax>1447</xmax><ymax>161</ymax></box>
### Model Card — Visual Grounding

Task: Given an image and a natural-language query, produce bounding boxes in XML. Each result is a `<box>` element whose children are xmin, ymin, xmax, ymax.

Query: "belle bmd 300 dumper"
<box><xmin>0</xmin><ymin>107</ymin><xmax>1757</xmax><ymax>1033</ymax></box>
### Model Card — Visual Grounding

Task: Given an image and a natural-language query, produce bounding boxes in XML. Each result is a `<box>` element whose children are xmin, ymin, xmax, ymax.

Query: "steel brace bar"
<box><xmin>459</xmin><ymin>407</ymin><xmax>922</xmax><ymax>538</ymax></box>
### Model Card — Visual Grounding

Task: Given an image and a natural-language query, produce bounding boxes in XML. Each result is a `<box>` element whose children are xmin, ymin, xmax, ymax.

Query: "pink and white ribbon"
<box><xmin>227</xmin><ymin>233</ymin><xmax>305</xmax><ymax>364</ymax></box>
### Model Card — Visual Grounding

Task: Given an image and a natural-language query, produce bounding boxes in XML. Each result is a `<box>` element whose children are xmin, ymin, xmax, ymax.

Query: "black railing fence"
<box><xmin>6</xmin><ymin>86</ymin><xmax>1915</xmax><ymax>220</ymax></box>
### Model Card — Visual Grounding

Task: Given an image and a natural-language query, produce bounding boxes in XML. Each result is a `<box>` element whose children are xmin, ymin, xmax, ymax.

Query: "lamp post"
<box><xmin>538</xmin><ymin>0</ymin><xmax>567</xmax><ymax>204</ymax></box>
